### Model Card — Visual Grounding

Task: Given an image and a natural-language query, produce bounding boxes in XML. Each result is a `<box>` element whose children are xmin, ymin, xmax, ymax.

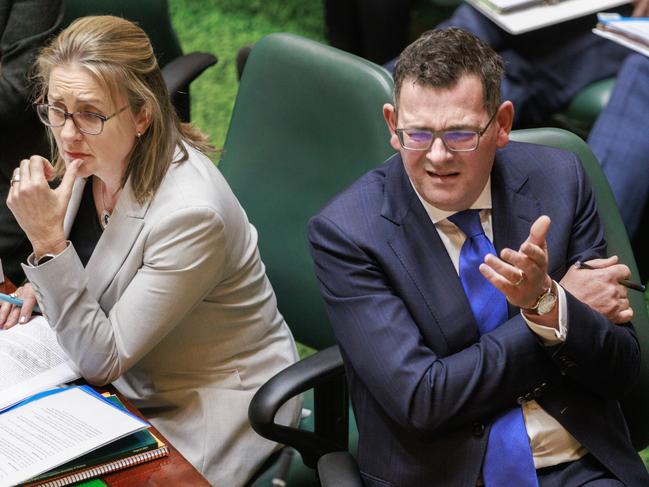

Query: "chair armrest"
<box><xmin>317</xmin><ymin>451</ymin><xmax>363</xmax><ymax>487</ymax></box>
<box><xmin>161</xmin><ymin>52</ymin><xmax>218</xmax><ymax>96</ymax></box>
<box><xmin>248</xmin><ymin>345</ymin><xmax>348</xmax><ymax>468</ymax></box>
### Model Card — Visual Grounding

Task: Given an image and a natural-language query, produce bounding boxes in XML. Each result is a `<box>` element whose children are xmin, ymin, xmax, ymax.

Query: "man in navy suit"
<box><xmin>308</xmin><ymin>28</ymin><xmax>649</xmax><ymax>486</ymax></box>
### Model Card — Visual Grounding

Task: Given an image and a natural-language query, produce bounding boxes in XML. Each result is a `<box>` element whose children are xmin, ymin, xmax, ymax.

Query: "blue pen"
<box><xmin>0</xmin><ymin>292</ymin><xmax>41</xmax><ymax>314</ymax></box>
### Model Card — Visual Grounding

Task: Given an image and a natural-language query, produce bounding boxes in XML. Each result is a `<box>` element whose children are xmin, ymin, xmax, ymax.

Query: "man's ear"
<box><xmin>383</xmin><ymin>103</ymin><xmax>401</xmax><ymax>152</ymax></box>
<box><xmin>494</xmin><ymin>100</ymin><xmax>514</xmax><ymax>148</ymax></box>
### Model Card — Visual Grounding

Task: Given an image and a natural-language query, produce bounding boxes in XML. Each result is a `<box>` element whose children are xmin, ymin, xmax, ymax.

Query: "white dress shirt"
<box><xmin>412</xmin><ymin>177</ymin><xmax>586</xmax><ymax>468</ymax></box>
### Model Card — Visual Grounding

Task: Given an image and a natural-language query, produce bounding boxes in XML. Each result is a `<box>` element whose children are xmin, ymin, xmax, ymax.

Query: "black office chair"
<box><xmin>61</xmin><ymin>0</ymin><xmax>217</xmax><ymax>122</ymax></box>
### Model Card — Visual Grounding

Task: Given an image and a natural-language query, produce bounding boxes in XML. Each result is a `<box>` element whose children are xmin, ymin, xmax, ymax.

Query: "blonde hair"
<box><xmin>34</xmin><ymin>15</ymin><xmax>214</xmax><ymax>204</ymax></box>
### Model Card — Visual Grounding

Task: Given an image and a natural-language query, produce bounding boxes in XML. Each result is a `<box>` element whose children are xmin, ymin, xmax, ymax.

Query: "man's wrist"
<box><xmin>522</xmin><ymin>281</ymin><xmax>560</xmax><ymax>329</ymax></box>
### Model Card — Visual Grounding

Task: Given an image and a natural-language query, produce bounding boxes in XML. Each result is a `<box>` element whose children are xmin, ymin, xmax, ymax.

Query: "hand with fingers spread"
<box><xmin>0</xmin><ymin>284</ymin><xmax>38</xmax><ymax>330</ymax></box>
<box><xmin>480</xmin><ymin>215</ymin><xmax>556</xmax><ymax>322</ymax></box>
<box><xmin>560</xmin><ymin>256</ymin><xmax>634</xmax><ymax>324</ymax></box>
<box><xmin>6</xmin><ymin>155</ymin><xmax>82</xmax><ymax>257</ymax></box>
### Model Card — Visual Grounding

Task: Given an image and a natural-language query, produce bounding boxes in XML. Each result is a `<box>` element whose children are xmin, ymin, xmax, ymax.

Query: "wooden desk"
<box><xmin>2</xmin><ymin>280</ymin><xmax>209</xmax><ymax>486</ymax></box>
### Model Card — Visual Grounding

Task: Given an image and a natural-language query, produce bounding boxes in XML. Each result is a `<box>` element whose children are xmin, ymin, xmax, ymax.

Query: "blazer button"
<box><xmin>473</xmin><ymin>423</ymin><xmax>486</xmax><ymax>437</ymax></box>
<box><xmin>525</xmin><ymin>392</ymin><xmax>534</xmax><ymax>402</ymax></box>
<box><xmin>516</xmin><ymin>396</ymin><xmax>525</xmax><ymax>405</ymax></box>
<box><xmin>533</xmin><ymin>387</ymin><xmax>543</xmax><ymax>398</ymax></box>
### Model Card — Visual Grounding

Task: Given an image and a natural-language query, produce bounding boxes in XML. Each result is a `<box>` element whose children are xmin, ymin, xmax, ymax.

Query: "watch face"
<box><xmin>537</xmin><ymin>292</ymin><xmax>557</xmax><ymax>315</ymax></box>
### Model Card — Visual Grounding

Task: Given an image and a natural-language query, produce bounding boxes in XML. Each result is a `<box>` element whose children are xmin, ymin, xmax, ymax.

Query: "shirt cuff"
<box><xmin>522</xmin><ymin>281</ymin><xmax>567</xmax><ymax>345</ymax></box>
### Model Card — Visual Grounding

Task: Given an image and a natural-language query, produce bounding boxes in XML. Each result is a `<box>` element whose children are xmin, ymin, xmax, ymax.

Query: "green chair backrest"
<box><xmin>62</xmin><ymin>0</ymin><xmax>183</xmax><ymax>68</ymax></box>
<box><xmin>220</xmin><ymin>33</ymin><xmax>394</xmax><ymax>350</ymax></box>
<box><xmin>511</xmin><ymin>128</ymin><xmax>649</xmax><ymax>450</ymax></box>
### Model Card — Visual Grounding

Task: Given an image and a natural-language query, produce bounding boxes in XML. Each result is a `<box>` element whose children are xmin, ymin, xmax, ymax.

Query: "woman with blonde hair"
<box><xmin>3</xmin><ymin>15</ymin><xmax>300</xmax><ymax>486</ymax></box>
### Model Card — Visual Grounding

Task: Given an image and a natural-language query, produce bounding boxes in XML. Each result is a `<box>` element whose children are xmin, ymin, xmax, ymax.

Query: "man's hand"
<box><xmin>560</xmin><ymin>256</ymin><xmax>633</xmax><ymax>324</ymax></box>
<box><xmin>633</xmin><ymin>0</ymin><xmax>649</xmax><ymax>17</ymax></box>
<box><xmin>480</xmin><ymin>216</ymin><xmax>556</xmax><ymax>325</ymax></box>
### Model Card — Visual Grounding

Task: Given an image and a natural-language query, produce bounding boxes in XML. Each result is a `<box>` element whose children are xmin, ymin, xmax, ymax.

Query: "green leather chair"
<box><xmin>218</xmin><ymin>33</ymin><xmax>394</xmax><ymax>485</ymax></box>
<box><xmin>552</xmin><ymin>78</ymin><xmax>615</xmax><ymax>138</ymax></box>
<box><xmin>61</xmin><ymin>0</ymin><xmax>217</xmax><ymax>122</ymax></box>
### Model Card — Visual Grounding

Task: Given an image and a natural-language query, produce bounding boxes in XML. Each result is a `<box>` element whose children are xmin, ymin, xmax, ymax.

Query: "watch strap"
<box><xmin>34</xmin><ymin>253</ymin><xmax>56</xmax><ymax>266</ymax></box>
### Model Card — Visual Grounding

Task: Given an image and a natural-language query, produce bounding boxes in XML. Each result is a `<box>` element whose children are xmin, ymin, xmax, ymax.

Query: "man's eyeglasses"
<box><xmin>34</xmin><ymin>103</ymin><xmax>129</xmax><ymax>135</ymax></box>
<box><xmin>395</xmin><ymin>111</ymin><xmax>498</xmax><ymax>152</ymax></box>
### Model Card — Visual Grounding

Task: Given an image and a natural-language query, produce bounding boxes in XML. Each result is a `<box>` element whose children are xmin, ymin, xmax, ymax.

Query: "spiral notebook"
<box><xmin>31</xmin><ymin>442</ymin><xmax>169</xmax><ymax>487</ymax></box>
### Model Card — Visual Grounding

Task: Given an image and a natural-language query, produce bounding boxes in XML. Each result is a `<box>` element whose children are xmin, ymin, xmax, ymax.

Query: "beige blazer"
<box><xmin>23</xmin><ymin>145</ymin><xmax>300</xmax><ymax>486</ymax></box>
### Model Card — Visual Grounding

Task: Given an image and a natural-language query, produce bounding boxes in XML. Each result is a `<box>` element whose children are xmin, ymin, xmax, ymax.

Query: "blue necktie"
<box><xmin>448</xmin><ymin>210</ymin><xmax>538</xmax><ymax>487</ymax></box>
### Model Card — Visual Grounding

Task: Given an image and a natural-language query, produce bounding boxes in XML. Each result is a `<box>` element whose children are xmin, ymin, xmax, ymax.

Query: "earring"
<box><xmin>137</xmin><ymin>131</ymin><xmax>142</xmax><ymax>138</ymax></box>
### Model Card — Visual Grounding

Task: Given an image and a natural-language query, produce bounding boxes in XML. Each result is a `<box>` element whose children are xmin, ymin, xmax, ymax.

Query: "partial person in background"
<box><xmin>2</xmin><ymin>15</ymin><xmax>300</xmax><ymax>486</ymax></box>
<box><xmin>324</xmin><ymin>0</ymin><xmax>412</xmax><ymax>65</ymax></box>
<box><xmin>0</xmin><ymin>0</ymin><xmax>62</xmax><ymax>284</ymax></box>
<box><xmin>588</xmin><ymin>53</ymin><xmax>649</xmax><ymax>249</ymax></box>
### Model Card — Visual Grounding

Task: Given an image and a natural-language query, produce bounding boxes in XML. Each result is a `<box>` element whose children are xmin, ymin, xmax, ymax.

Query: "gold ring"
<box><xmin>513</xmin><ymin>270</ymin><xmax>525</xmax><ymax>286</ymax></box>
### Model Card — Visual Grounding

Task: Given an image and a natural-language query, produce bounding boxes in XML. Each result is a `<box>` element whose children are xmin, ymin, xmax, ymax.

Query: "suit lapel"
<box><xmin>491</xmin><ymin>150</ymin><xmax>541</xmax><ymax>317</ymax></box>
<box><xmin>383</xmin><ymin>156</ymin><xmax>478</xmax><ymax>354</ymax></box>
<box><xmin>85</xmin><ymin>178</ymin><xmax>149</xmax><ymax>302</ymax></box>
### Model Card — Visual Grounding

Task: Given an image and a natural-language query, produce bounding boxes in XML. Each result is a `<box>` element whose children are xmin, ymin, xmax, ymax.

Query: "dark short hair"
<box><xmin>392</xmin><ymin>27</ymin><xmax>504</xmax><ymax>114</ymax></box>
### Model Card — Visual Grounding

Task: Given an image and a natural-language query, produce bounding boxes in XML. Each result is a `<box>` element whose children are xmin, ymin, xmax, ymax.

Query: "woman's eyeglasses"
<box><xmin>34</xmin><ymin>103</ymin><xmax>129</xmax><ymax>135</ymax></box>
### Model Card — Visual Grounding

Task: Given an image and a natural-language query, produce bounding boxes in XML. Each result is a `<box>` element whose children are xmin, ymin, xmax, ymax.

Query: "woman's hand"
<box><xmin>7</xmin><ymin>156</ymin><xmax>82</xmax><ymax>257</ymax></box>
<box><xmin>0</xmin><ymin>284</ymin><xmax>38</xmax><ymax>330</ymax></box>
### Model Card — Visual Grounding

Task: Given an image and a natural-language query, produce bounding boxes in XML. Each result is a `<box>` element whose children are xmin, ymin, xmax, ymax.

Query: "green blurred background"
<box><xmin>168</xmin><ymin>0</ymin><xmax>325</xmax><ymax>151</ymax></box>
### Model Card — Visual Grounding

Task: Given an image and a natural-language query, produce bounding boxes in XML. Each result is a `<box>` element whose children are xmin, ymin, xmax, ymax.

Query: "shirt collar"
<box><xmin>411</xmin><ymin>177</ymin><xmax>493</xmax><ymax>224</ymax></box>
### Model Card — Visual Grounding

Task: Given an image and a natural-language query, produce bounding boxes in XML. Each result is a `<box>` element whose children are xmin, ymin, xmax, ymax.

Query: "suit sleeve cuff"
<box><xmin>25</xmin><ymin>241</ymin><xmax>71</xmax><ymax>267</ymax></box>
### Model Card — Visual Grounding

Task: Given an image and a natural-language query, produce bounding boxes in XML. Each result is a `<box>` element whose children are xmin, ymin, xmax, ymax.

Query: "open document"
<box><xmin>594</xmin><ymin>13</ymin><xmax>649</xmax><ymax>57</ymax></box>
<box><xmin>467</xmin><ymin>0</ymin><xmax>631</xmax><ymax>34</ymax></box>
<box><xmin>0</xmin><ymin>386</ymin><xmax>149</xmax><ymax>486</ymax></box>
<box><xmin>0</xmin><ymin>317</ymin><xmax>79</xmax><ymax>412</ymax></box>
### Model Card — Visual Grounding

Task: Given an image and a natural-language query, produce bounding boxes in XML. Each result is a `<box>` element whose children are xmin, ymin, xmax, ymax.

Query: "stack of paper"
<box><xmin>482</xmin><ymin>0</ymin><xmax>554</xmax><ymax>14</ymax></box>
<box><xmin>467</xmin><ymin>0</ymin><xmax>632</xmax><ymax>34</ymax></box>
<box><xmin>594</xmin><ymin>13</ymin><xmax>649</xmax><ymax>57</ymax></box>
<box><xmin>0</xmin><ymin>386</ymin><xmax>150</xmax><ymax>486</ymax></box>
<box><xmin>22</xmin><ymin>395</ymin><xmax>169</xmax><ymax>487</ymax></box>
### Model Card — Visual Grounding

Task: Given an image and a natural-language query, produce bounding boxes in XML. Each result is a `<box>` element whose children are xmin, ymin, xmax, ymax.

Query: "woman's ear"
<box><xmin>134</xmin><ymin>103</ymin><xmax>152</xmax><ymax>136</ymax></box>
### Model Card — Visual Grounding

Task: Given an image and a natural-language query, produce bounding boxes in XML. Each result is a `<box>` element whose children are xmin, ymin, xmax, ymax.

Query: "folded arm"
<box><xmin>23</xmin><ymin>206</ymin><xmax>227</xmax><ymax>384</ymax></box>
